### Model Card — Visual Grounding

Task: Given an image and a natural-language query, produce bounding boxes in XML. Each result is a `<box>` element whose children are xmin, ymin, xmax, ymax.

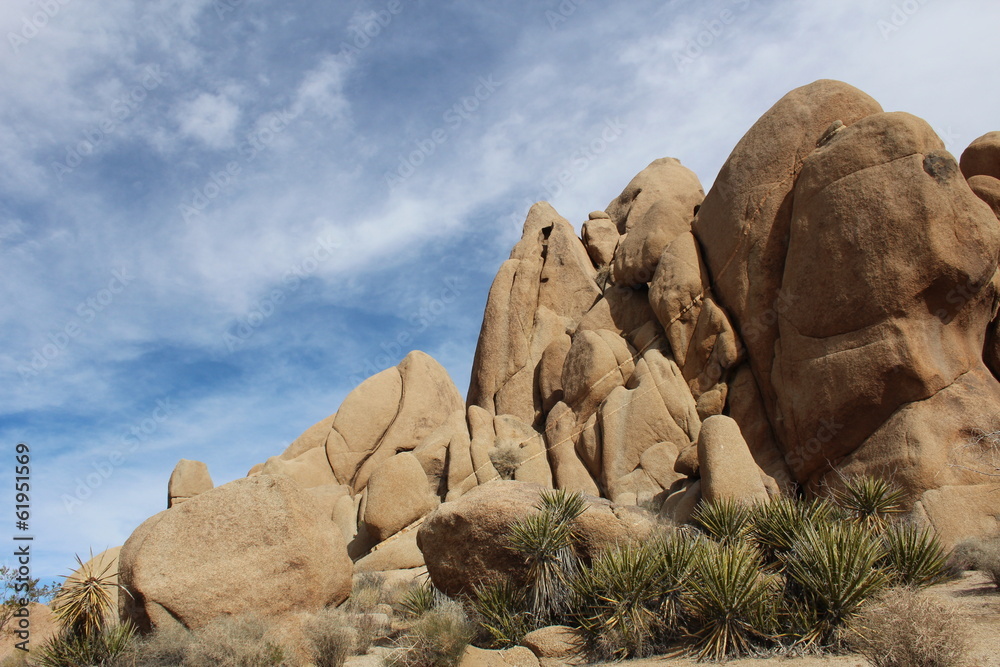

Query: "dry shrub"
<box><xmin>302</xmin><ymin>606</ymin><xmax>390</xmax><ymax>666</ymax></box>
<box><xmin>844</xmin><ymin>588</ymin><xmax>970</xmax><ymax>667</ymax></box>
<box><xmin>115</xmin><ymin>622</ymin><xmax>191</xmax><ymax>666</ymax></box>
<box><xmin>489</xmin><ymin>445</ymin><xmax>522</xmax><ymax>480</ymax></box>
<box><xmin>952</xmin><ymin>536</ymin><xmax>1000</xmax><ymax>589</ymax></box>
<box><xmin>182</xmin><ymin>614</ymin><xmax>286</xmax><ymax>667</ymax></box>
<box><xmin>387</xmin><ymin>600</ymin><xmax>473</xmax><ymax>667</ymax></box>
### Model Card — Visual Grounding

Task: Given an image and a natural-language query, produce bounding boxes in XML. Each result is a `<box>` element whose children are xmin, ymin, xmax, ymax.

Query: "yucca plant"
<box><xmin>836</xmin><ymin>475</ymin><xmax>906</xmax><ymax>527</ymax></box>
<box><xmin>781</xmin><ymin>521</ymin><xmax>891</xmax><ymax>645</ymax></box>
<box><xmin>34</xmin><ymin>621</ymin><xmax>137</xmax><ymax>667</ymax></box>
<box><xmin>691</xmin><ymin>498</ymin><xmax>755</xmax><ymax>544</ymax></box>
<box><xmin>471</xmin><ymin>580</ymin><xmax>534</xmax><ymax>648</ymax></box>
<box><xmin>398</xmin><ymin>581</ymin><xmax>447</xmax><ymax>618</ymax></box>
<box><xmin>507</xmin><ymin>490</ymin><xmax>587</xmax><ymax>623</ymax></box>
<box><xmin>880</xmin><ymin>522</ymin><xmax>951</xmax><ymax>588</ymax></box>
<box><xmin>50</xmin><ymin>551</ymin><xmax>128</xmax><ymax>638</ymax></box>
<box><xmin>570</xmin><ymin>531</ymin><xmax>702</xmax><ymax>660</ymax></box>
<box><xmin>751</xmin><ymin>497</ymin><xmax>842</xmax><ymax>566</ymax></box>
<box><xmin>682</xmin><ymin>539</ymin><xmax>778</xmax><ymax>661</ymax></box>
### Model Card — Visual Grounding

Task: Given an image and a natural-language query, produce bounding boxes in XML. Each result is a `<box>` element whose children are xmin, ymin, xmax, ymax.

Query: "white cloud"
<box><xmin>175</xmin><ymin>91</ymin><xmax>242</xmax><ymax>149</ymax></box>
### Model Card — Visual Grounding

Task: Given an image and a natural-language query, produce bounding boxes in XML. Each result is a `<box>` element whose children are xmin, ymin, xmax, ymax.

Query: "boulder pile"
<box><xmin>116</xmin><ymin>80</ymin><xmax>1000</xmax><ymax>632</ymax></box>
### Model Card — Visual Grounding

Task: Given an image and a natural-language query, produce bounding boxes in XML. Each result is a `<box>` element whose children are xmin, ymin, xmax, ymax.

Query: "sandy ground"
<box><xmin>599</xmin><ymin>571</ymin><xmax>1000</xmax><ymax>667</ymax></box>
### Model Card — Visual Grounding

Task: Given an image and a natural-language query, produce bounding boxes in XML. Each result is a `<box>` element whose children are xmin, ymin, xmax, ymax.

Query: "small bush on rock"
<box><xmin>844</xmin><ymin>587</ymin><xmax>970</xmax><ymax>667</ymax></box>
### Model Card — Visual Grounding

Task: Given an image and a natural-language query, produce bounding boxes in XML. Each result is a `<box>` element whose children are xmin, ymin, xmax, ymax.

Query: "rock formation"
<box><xmin>116</xmin><ymin>79</ymin><xmax>1000</xmax><ymax>633</ymax></box>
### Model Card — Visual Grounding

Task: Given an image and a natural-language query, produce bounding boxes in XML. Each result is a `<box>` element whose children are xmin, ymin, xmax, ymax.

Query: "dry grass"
<box><xmin>387</xmin><ymin>600</ymin><xmax>473</xmax><ymax>667</ymax></box>
<box><xmin>178</xmin><ymin>615</ymin><xmax>286</xmax><ymax>667</ymax></box>
<box><xmin>844</xmin><ymin>587</ymin><xmax>970</xmax><ymax>667</ymax></box>
<box><xmin>952</xmin><ymin>536</ymin><xmax>1000</xmax><ymax>589</ymax></box>
<box><xmin>489</xmin><ymin>445</ymin><xmax>522</xmax><ymax>480</ymax></box>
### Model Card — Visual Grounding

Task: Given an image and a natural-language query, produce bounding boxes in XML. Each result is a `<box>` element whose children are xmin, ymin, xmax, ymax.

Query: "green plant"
<box><xmin>682</xmin><ymin>539</ymin><xmax>777</xmax><ymax>661</ymax></box>
<box><xmin>471</xmin><ymin>580</ymin><xmax>533</xmax><ymax>648</ymax></box>
<box><xmin>569</xmin><ymin>532</ymin><xmax>701</xmax><ymax>660</ymax></box>
<box><xmin>489</xmin><ymin>445</ymin><xmax>522</xmax><ymax>480</ymax></box>
<box><xmin>780</xmin><ymin>521</ymin><xmax>891</xmax><ymax>645</ymax></box>
<box><xmin>836</xmin><ymin>475</ymin><xmax>906</xmax><ymax>527</ymax></box>
<box><xmin>844</xmin><ymin>588</ymin><xmax>970</xmax><ymax>667</ymax></box>
<box><xmin>387</xmin><ymin>601</ymin><xmax>474</xmax><ymax>667</ymax></box>
<box><xmin>691</xmin><ymin>498</ymin><xmax>755</xmax><ymax>544</ymax></box>
<box><xmin>181</xmin><ymin>614</ymin><xmax>286</xmax><ymax>667</ymax></box>
<box><xmin>881</xmin><ymin>522</ymin><xmax>951</xmax><ymax>588</ymax></box>
<box><xmin>507</xmin><ymin>490</ymin><xmax>587</xmax><ymax>623</ymax></box>
<box><xmin>750</xmin><ymin>497</ymin><xmax>839</xmax><ymax>564</ymax></box>
<box><xmin>35</xmin><ymin>622</ymin><xmax>137</xmax><ymax>667</ymax></box>
<box><xmin>50</xmin><ymin>551</ymin><xmax>128</xmax><ymax>639</ymax></box>
<box><xmin>399</xmin><ymin>581</ymin><xmax>446</xmax><ymax>619</ymax></box>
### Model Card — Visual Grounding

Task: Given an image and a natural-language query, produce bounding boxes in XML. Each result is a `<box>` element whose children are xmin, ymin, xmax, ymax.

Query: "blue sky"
<box><xmin>2</xmin><ymin>0</ymin><xmax>999</xmax><ymax>580</ymax></box>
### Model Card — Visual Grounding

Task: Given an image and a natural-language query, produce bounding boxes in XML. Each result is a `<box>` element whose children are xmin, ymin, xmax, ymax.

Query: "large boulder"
<box><xmin>417</xmin><ymin>481</ymin><xmax>655</xmax><ymax>597</ymax></box>
<box><xmin>363</xmin><ymin>452</ymin><xmax>438</xmax><ymax>543</ymax></box>
<box><xmin>608</xmin><ymin>158</ymin><xmax>705</xmax><ymax>287</ymax></box>
<box><xmin>697</xmin><ymin>415</ymin><xmax>769</xmax><ymax>504</ymax></box>
<box><xmin>119</xmin><ymin>475</ymin><xmax>352</xmax><ymax>632</ymax></box>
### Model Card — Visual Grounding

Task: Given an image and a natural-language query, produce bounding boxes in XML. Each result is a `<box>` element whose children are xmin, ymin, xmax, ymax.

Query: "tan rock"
<box><xmin>461</xmin><ymin>645</ymin><xmax>540</xmax><ymax>667</ymax></box>
<box><xmin>305</xmin><ymin>483</ymin><xmax>352</xmax><ymax>522</ymax></box>
<box><xmin>332</xmin><ymin>493</ymin><xmax>358</xmax><ymax>546</ymax></box>
<box><xmin>674</xmin><ymin>443</ymin><xmax>699</xmax><ymax>477</ymax></box>
<box><xmin>326</xmin><ymin>351</ymin><xmax>464</xmax><ymax>492</ymax></box>
<box><xmin>418</xmin><ymin>481</ymin><xmax>654</xmax><ymax>597</ymax></box>
<box><xmin>520</xmin><ymin>625</ymin><xmax>586</xmax><ymax>663</ymax></box>
<box><xmin>363</xmin><ymin>453</ymin><xmax>438</xmax><ymax>543</ymax></box>
<box><xmin>581</xmin><ymin>217</ymin><xmax>619</xmax><ymax>267</ymax></box>
<box><xmin>912</xmin><ymin>484</ymin><xmax>1000</xmax><ymax>548</ymax></box>
<box><xmin>959</xmin><ymin>131</ymin><xmax>1000</xmax><ymax>180</ymax></box>
<box><xmin>167</xmin><ymin>459</ymin><xmax>213</xmax><ymax>508</ymax></box>
<box><xmin>608</xmin><ymin>158</ymin><xmax>705</xmax><ymax>286</ymax></box>
<box><xmin>697</xmin><ymin>416</ymin><xmax>768</xmax><ymax>504</ymax></box>
<box><xmin>576</xmin><ymin>284</ymin><xmax>658</xmax><ymax>345</ymax></box>
<box><xmin>544</xmin><ymin>402</ymin><xmax>599</xmax><ymax>496</ymax></box>
<box><xmin>661</xmin><ymin>479</ymin><xmax>701</xmax><ymax>525</ymax></box>
<box><xmin>968</xmin><ymin>174</ymin><xmax>1000</xmax><ymax>219</ymax></box>
<box><xmin>413</xmin><ymin>409</ymin><xmax>467</xmax><ymax>498</ymax></box>
<box><xmin>727</xmin><ymin>364</ymin><xmax>792</xmax><ymax>491</ymax></box>
<box><xmin>538</xmin><ymin>333</ymin><xmax>572</xmax><ymax>414</ymax></box>
<box><xmin>446</xmin><ymin>411</ymin><xmax>478</xmax><ymax>501</ymax></box>
<box><xmin>261</xmin><ymin>445</ymin><xmax>335</xmax><ymax>489</ymax></box>
<box><xmin>469</xmin><ymin>405</ymin><xmax>501</xmax><ymax>484</ymax></box>
<box><xmin>639</xmin><ymin>442</ymin><xmax>685</xmax><ymax>491</ymax></box>
<box><xmin>354</xmin><ymin>528</ymin><xmax>425</xmax><ymax>573</ymax></box>
<box><xmin>649</xmin><ymin>231</ymin><xmax>710</xmax><ymax>368</ymax></box>
<box><xmin>561</xmin><ymin>329</ymin><xmax>634</xmax><ymax>422</ymax></box>
<box><xmin>119</xmin><ymin>475</ymin><xmax>352</xmax><ymax>632</ymax></box>
<box><xmin>281</xmin><ymin>413</ymin><xmax>336</xmax><ymax>460</ymax></box>
<box><xmin>494</xmin><ymin>415</ymin><xmax>552</xmax><ymax>487</ymax></box>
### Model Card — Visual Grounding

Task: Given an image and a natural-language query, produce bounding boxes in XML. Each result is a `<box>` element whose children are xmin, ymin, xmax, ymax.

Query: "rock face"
<box><xmin>119</xmin><ymin>475</ymin><xmax>352</xmax><ymax>632</ymax></box>
<box><xmin>167</xmin><ymin>459</ymin><xmax>213</xmax><ymax>507</ymax></box>
<box><xmin>417</xmin><ymin>481</ymin><xmax>654</xmax><ymax>597</ymax></box>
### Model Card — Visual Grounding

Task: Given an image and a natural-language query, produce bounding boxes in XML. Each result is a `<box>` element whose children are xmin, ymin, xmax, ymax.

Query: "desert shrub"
<box><xmin>489</xmin><ymin>445</ymin><xmax>522</xmax><ymax>480</ymax></box>
<box><xmin>780</xmin><ymin>521</ymin><xmax>891</xmax><ymax>645</ymax></box>
<box><xmin>952</xmin><ymin>535</ymin><xmax>1000</xmax><ymax>589</ymax></box>
<box><xmin>471</xmin><ymin>580</ymin><xmax>533</xmax><ymax>649</ymax></box>
<box><xmin>181</xmin><ymin>614</ymin><xmax>285</xmax><ymax>667</ymax></box>
<box><xmin>881</xmin><ymin>522</ymin><xmax>951</xmax><ymax>588</ymax></box>
<box><xmin>750</xmin><ymin>497</ymin><xmax>840</xmax><ymax>565</ymax></box>
<box><xmin>691</xmin><ymin>498</ymin><xmax>755</xmax><ymax>544</ymax></box>
<box><xmin>398</xmin><ymin>581</ymin><xmax>448</xmax><ymax>619</ymax></box>
<box><xmin>35</xmin><ymin>622</ymin><xmax>138</xmax><ymax>667</ymax></box>
<box><xmin>569</xmin><ymin>531</ymin><xmax>701</xmax><ymax>660</ymax></box>
<box><xmin>302</xmin><ymin>608</ymin><xmax>362</xmax><ymax>667</ymax></box>
<box><xmin>682</xmin><ymin>539</ymin><xmax>778</xmax><ymax>661</ymax></box>
<box><xmin>507</xmin><ymin>490</ymin><xmax>586</xmax><ymax>623</ymax></box>
<box><xmin>387</xmin><ymin>600</ymin><xmax>474</xmax><ymax>667</ymax></box>
<box><xmin>344</xmin><ymin>572</ymin><xmax>388</xmax><ymax>614</ymax></box>
<box><xmin>113</xmin><ymin>622</ymin><xmax>191</xmax><ymax>666</ymax></box>
<box><xmin>0</xmin><ymin>566</ymin><xmax>56</xmax><ymax>635</ymax></box>
<box><xmin>844</xmin><ymin>588</ymin><xmax>970</xmax><ymax>667</ymax></box>
<box><xmin>835</xmin><ymin>475</ymin><xmax>906</xmax><ymax>527</ymax></box>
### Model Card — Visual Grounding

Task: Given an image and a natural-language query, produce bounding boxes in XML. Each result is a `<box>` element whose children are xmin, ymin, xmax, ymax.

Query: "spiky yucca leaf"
<box><xmin>472</xmin><ymin>580</ymin><xmax>534</xmax><ymax>648</ymax></box>
<box><xmin>569</xmin><ymin>534</ymin><xmax>701</xmax><ymax>659</ymax></box>
<box><xmin>398</xmin><ymin>581</ymin><xmax>447</xmax><ymax>618</ymax></box>
<box><xmin>508</xmin><ymin>511</ymin><xmax>578</xmax><ymax>622</ymax></box>
<box><xmin>881</xmin><ymin>522</ymin><xmax>951</xmax><ymax>588</ymax></box>
<box><xmin>682</xmin><ymin>540</ymin><xmax>778</xmax><ymax>661</ymax></box>
<box><xmin>51</xmin><ymin>551</ymin><xmax>128</xmax><ymax>639</ymax></box>
<box><xmin>536</xmin><ymin>488</ymin><xmax>587</xmax><ymax>525</ymax></box>
<box><xmin>781</xmin><ymin>522</ymin><xmax>891</xmax><ymax>645</ymax></box>
<box><xmin>691</xmin><ymin>498</ymin><xmax>755</xmax><ymax>544</ymax></box>
<box><xmin>35</xmin><ymin>622</ymin><xmax>137</xmax><ymax>667</ymax></box>
<box><xmin>836</xmin><ymin>476</ymin><xmax>906</xmax><ymax>527</ymax></box>
<box><xmin>751</xmin><ymin>498</ymin><xmax>842</xmax><ymax>565</ymax></box>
